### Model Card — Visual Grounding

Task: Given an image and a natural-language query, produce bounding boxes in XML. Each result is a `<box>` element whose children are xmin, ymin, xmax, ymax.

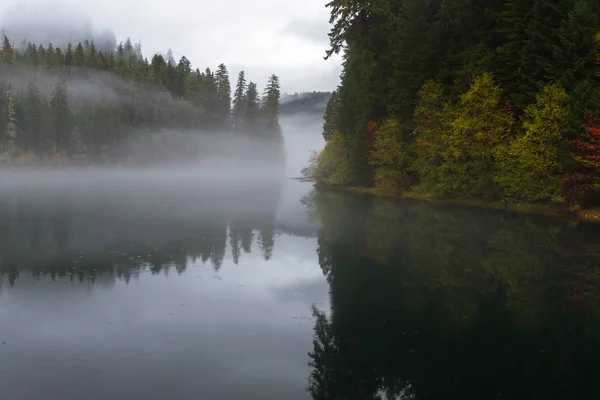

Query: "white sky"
<box><xmin>0</xmin><ymin>0</ymin><xmax>342</xmax><ymax>93</ymax></box>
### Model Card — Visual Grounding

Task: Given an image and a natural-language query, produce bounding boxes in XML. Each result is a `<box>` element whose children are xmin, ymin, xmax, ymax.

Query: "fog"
<box><xmin>0</xmin><ymin>3</ymin><xmax>118</xmax><ymax>52</ymax></box>
<box><xmin>280</xmin><ymin>113</ymin><xmax>325</xmax><ymax>177</ymax></box>
<box><xmin>0</xmin><ymin>0</ymin><xmax>342</xmax><ymax>93</ymax></box>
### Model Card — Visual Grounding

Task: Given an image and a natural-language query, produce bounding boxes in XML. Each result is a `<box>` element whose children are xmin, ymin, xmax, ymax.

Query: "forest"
<box><xmin>0</xmin><ymin>35</ymin><xmax>283</xmax><ymax>165</ymax></box>
<box><xmin>308</xmin><ymin>0</ymin><xmax>600</xmax><ymax>208</ymax></box>
<box><xmin>280</xmin><ymin>91</ymin><xmax>331</xmax><ymax>115</ymax></box>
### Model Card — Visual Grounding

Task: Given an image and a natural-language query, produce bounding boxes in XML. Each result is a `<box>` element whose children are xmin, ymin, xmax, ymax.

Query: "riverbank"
<box><xmin>314</xmin><ymin>182</ymin><xmax>600</xmax><ymax>223</ymax></box>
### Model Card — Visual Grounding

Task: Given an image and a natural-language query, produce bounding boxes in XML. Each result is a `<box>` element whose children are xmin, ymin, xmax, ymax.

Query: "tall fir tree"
<box><xmin>73</xmin><ymin>43</ymin><xmax>85</xmax><ymax>68</ymax></box>
<box><xmin>0</xmin><ymin>36</ymin><xmax>14</xmax><ymax>66</ymax></box>
<box><xmin>322</xmin><ymin>90</ymin><xmax>339</xmax><ymax>141</ymax></box>
<box><xmin>50</xmin><ymin>74</ymin><xmax>72</xmax><ymax>154</ymax></box>
<box><xmin>4</xmin><ymin>84</ymin><xmax>17</xmax><ymax>155</ymax></box>
<box><xmin>232</xmin><ymin>71</ymin><xmax>246</xmax><ymax>131</ymax></box>
<box><xmin>64</xmin><ymin>43</ymin><xmax>74</xmax><ymax>66</ymax></box>
<box><xmin>244</xmin><ymin>82</ymin><xmax>260</xmax><ymax>133</ymax></box>
<box><xmin>261</xmin><ymin>74</ymin><xmax>281</xmax><ymax>134</ymax></box>
<box><xmin>215</xmin><ymin>63</ymin><xmax>231</xmax><ymax>128</ymax></box>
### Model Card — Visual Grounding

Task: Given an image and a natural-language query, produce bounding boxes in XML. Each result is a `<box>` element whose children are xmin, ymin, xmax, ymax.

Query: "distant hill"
<box><xmin>280</xmin><ymin>91</ymin><xmax>332</xmax><ymax>116</ymax></box>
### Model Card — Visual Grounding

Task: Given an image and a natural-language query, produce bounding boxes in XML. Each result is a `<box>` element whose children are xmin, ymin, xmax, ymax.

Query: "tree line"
<box><xmin>0</xmin><ymin>35</ymin><xmax>283</xmax><ymax>165</ymax></box>
<box><xmin>279</xmin><ymin>91</ymin><xmax>331</xmax><ymax>115</ymax></box>
<box><xmin>308</xmin><ymin>0</ymin><xmax>600</xmax><ymax>207</ymax></box>
<box><xmin>0</xmin><ymin>185</ymin><xmax>282</xmax><ymax>288</ymax></box>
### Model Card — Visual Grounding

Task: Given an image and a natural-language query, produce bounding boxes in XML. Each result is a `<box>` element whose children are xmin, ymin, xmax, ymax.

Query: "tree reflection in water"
<box><xmin>305</xmin><ymin>190</ymin><xmax>600</xmax><ymax>399</ymax></box>
<box><xmin>0</xmin><ymin>176</ymin><xmax>283</xmax><ymax>288</ymax></box>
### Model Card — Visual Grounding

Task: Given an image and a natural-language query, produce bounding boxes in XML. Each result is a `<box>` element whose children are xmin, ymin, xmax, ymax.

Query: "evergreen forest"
<box><xmin>310</xmin><ymin>0</ymin><xmax>600</xmax><ymax>207</ymax></box>
<box><xmin>0</xmin><ymin>35</ymin><xmax>283</xmax><ymax>165</ymax></box>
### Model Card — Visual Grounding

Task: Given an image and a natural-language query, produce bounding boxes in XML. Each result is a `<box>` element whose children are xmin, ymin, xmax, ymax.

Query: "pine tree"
<box><xmin>261</xmin><ymin>74</ymin><xmax>281</xmax><ymax>134</ymax></box>
<box><xmin>4</xmin><ymin>84</ymin><xmax>18</xmax><ymax>155</ymax></box>
<box><xmin>322</xmin><ymin>90</ymin><xmax>339</xmax><ymax>141</ymax></box>
<box><xmin>37</xmin><ymin>44</ymin><xmax>46</xmax><ymax>66</ymax></box>
<box><xmin>202</xmin><ymin>68</ymin><xmax>218</xmax><ymax>126</ymax></box>
<box><xmin>0</xmin><ymin>36</ymin><xmax>14</xmax><ymax>66</ymax></box>
<box><xmin>45</xmin><ymin>42</ymin><xmax>55</xmax><ymax>69</ymax></box>
<box><xmin>50</xmin><ymin>74</ymin><xmax>73</xmax><ymax>154</ymax></box>
<box><xmin>232</xmin><ymin>71</ymin><xmax>247</xmax><ymax>131</ymax></box>
<box><xmin>389</xmin><ymin>0</ymin><xmax>439</xmax><ymax>118</ymax></box>
<box><xmin>86</xmin><ymin>41</ymin><xmax>97</xmax><ymax>68</ymax></box>
<box><xmin>25</xmin><ymin>42</ymin><xmax>38</xmax><ymax>66</ymax></box>
<box><xmin>73</xmin><ymin>43</ymin><xmax>85</xmax><ymax>67</ymax></box>
<box><xmin>215</xmin><ymin>63</ymin><xmax>231</xmax><ymax>128</ymax></box>
<box><xmin>244</xmin><ymin>82</ymin><xmax>260</xmax><ymax>133</ymax></box>
<box><xmin>496</xmin><ymin>0</ymin><xmax>536</xmax><ymax>99</ymax></box>
<box><xmin>64</xmin><ymin>43</ymin><xmax>74</xmax><ymax>66</ymax></box>
<box><xmin>54</xmin><ymin>48</ymin><xmax>64</xmax><ymax>68</ymax></box>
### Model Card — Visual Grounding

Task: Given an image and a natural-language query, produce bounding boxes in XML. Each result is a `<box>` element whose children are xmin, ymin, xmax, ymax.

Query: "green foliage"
<box><xmin>232</xmin><ymin>71</ymin><xmax>246</xmax><ymax>132</ymax></box>
<box><xmin>301</xmin><ymin>150</ymin><xmax>320</xmax><ymax>180</ymax></box>
<box><xmin>319</xmin><ymin>0</ymin><xmax>600</xmax><ymax>205</ymax></box>
<box><xmin>322</xmin><ymin>90</ymin><xmax>338</xmax><ymax>141</ymax></box>
<box><xmin>306</xmin><ymin>132</ymin><xmax>352</xmax><ymax>185</ymax></box>
<box><xmin>244</xmin><ymin>82</ymin><xmax>260</xmax><ymax>133</ymax></box>
<box><xmin>261</xmin><ymin>74</ymin><xmax>281</xmax><ymax>132</ymax></box>
<box><xmin>1</xmin><ymin>36</ymin><xmax>14</xmax><ymax>65</ymax></box>
<box><xmin>412</xmin><ymin>80</ymin><xmax>449</xmax><ymax>192</ymax></box>
<box><xmin>369</xmin><ymin>119</ymin><xmax>414</xmax><ymax>193</ymax></box>
<box><xmin>215</xmin><ymin>63</ymin><xmax>231</xmax><ymax>128</ymax></box>
<box><xmin>496</xmin><ymin>84</ymin><xmax>569</xmax><ymax>202</ymax></box>
<box><xmin>439</xmin><ymin>73</ymin><xmax>514</xmax><ymax>197</ymax></box>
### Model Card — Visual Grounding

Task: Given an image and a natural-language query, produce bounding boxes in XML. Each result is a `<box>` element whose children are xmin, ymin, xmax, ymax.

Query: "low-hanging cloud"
<box><xmin>0</xmin><ymin>0</ymin><xmax>341</xmax><ymax>93</ymax></box>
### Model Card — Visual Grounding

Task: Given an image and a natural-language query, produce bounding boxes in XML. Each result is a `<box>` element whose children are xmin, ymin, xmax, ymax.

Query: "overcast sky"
<box><xmin>0</xmin><ymin>0</ymin><xmax>342</xmax><ymax>93</ymax></box>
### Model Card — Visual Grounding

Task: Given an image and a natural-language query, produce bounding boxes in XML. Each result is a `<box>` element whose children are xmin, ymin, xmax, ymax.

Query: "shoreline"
<box><xmin>313</xmin><ymin>182</ymin><xmax>600</xmax><ymax>223</ymax></box>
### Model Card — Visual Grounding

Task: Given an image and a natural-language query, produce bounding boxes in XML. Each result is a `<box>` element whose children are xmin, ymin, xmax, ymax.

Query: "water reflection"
<box><xmin>0</xmin><ymin>174</ymin><xmax>326</xmax><ymax>400</ymax></box>
<box><xmin>306</xmin><ymin>190</ymin><xmax>600</xmax><ymax>399</ymax></box>
<box><xmin>0</xmin><ymin>171</ymin><xmax>283</xmax><ymax>289</ymax></box>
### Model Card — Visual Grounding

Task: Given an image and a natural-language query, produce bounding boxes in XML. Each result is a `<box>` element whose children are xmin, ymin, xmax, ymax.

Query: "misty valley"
<box><xmin>2</xmin><ymin>0</ymin><xmax>600</xmax><ymax>398</ymax></box>
<box><xmin>0</xmin><ymin>36</ymin><xmax>285</xmax><ymax>166</ymax></box>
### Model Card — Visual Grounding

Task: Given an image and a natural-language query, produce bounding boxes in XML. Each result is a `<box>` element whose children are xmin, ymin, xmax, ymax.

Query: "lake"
<box><xmin>1</xmin><ymin>168</ymin><xmax>600</xmax><ymax>399</ymax></box>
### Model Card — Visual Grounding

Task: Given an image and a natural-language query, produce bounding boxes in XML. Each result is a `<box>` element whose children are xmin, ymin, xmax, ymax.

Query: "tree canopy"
<box><xmin>309</xmin><ymin>0</ymin><xmax>600</xmax><ymax>206</ymax></box>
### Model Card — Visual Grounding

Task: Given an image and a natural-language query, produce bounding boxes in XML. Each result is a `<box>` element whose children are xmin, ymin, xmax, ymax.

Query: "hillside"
<box><xmin>0</xmin><ymin>36</ymin><xmax>283</xmax><ymax>165</ymax></box>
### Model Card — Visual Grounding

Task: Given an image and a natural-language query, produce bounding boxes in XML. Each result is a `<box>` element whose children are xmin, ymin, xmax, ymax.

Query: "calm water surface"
<box><xmin>1</xmin><ymin>170</ymin><xmax>600</xmax><ymax>399</ymax></box>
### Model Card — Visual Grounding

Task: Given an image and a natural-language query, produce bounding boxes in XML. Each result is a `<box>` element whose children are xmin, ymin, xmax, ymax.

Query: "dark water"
<box><xmin>1</xmin><ymin>171</ymin><xmax>600</xmax><ymax>399</ymax></box>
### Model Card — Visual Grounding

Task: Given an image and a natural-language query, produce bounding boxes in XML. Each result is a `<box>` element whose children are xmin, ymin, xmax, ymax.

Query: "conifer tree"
<box><xmin>45</xmin><ymin>43</ymin><xmax>55</xmax><ymax>69</ymax></box>
<box><xmin>232</xmin><ymin>71</ymin><xmax>246</xmax><ymax>131</ymax></box>
<box><xmin>4</xmin><ymin>85</ymin><xmax>18</xmax><ymax>155</ymax></box>
<box><xmin>244</xmin><ymin>82</ymin><xmax>260</xmax><ymax>133</ymax></box>
<box><xmin>261</xmin><ymin>74</ymin><xmax>281</xmax><ymax>133</ymax></box>
<box><xmin>86</xmin><ymin>41</ymin><xmax>97</xmax><ymax>68</ymax></box>
<box><xmin>50</xmin><ymin>74</ymin><xmax>72</xmax><ymax>154</ymax></box>
<box><xmin>37</xmin><ymin>44</ymin><xmax>46</xmax><ymax>66</ymax></box>
<box><xmin>0</xmin><ymin>36</ymin><xmax>14</xmax><ymax>66</ymax></box>
<box><xmin>73</xmin><ymin>43</ymin><xmax>85</xmax><ymax>67</ymax></box>
<box><xmin>54</xmin><ymin>48</ymin><xmax>64</xmax><ymax>68</ymax></box>
<box><xmin>215</xmin><ymin>63</ymin><xmax>231</xmax><ymax>128</ymax></box>
<box><xmin>64</xmin><ymin>43</ymin><xmax>74</xmax><ymax>66</ymax></box>
<box><xmin>322</xmin><ymin>90</ymin><xmax>339</xmax><ymax>141</ymax></box>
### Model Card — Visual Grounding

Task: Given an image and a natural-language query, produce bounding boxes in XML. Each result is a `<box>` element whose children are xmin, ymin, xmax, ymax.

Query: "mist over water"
<box><xmin>280</xmin><ymin>113</ymin><xmax>325</xmax><ymax>177</ymax></box>
<box><xmin>0</xmin><ymin>114</ymin><xmax>326</xmax><ymax>399</ymax></box>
